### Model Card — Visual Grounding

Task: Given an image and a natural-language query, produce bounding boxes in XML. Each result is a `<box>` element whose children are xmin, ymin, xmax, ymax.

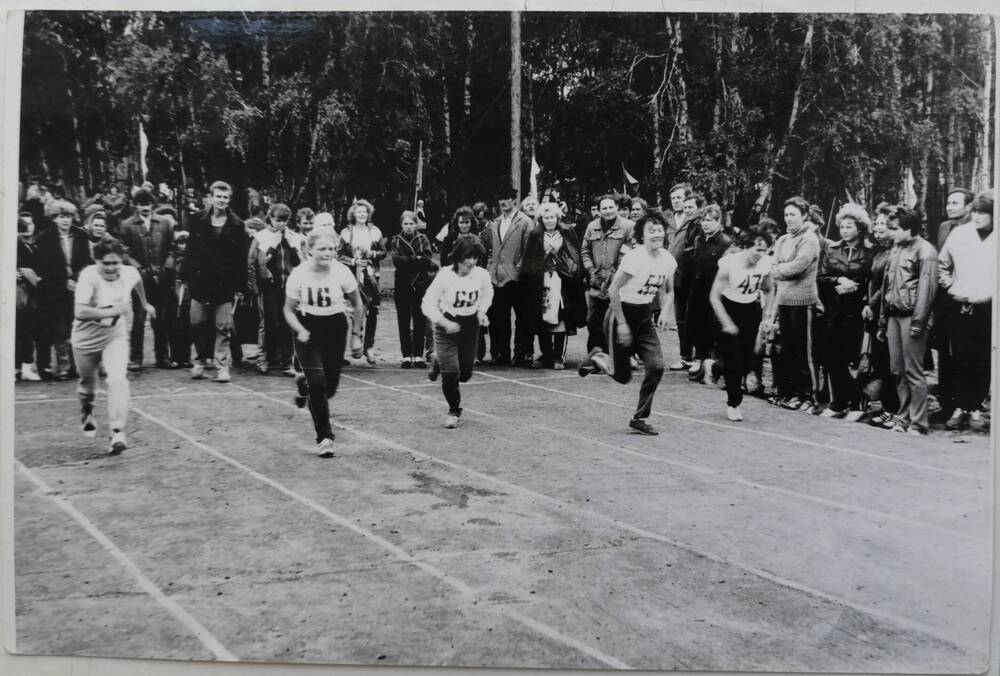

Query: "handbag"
<box><xmin>851</xmin><ymin>331</ymin><xmax>873</xmax><ymax>381</ymax></box>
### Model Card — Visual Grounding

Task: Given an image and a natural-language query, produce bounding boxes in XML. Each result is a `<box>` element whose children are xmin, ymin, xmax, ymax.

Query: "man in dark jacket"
<box><xmin>120</xmin><ymin>190</ymin><xmax>176</xmax><ymax>370</ymax></box>
<box><xmin>181</xmin><ymin>180</ymin><xmax>248</xmax><ymax>383</ymax></box>
<box><xmin>34</xmin><ymin>199</ymin><xmax>93</xmax><ymax>379</ymax></box>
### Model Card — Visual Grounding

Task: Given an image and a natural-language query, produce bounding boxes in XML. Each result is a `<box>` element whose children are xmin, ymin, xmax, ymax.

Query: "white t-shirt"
<box><xmin>255</xmin><ymin>228</ymin><xmax>304</xmax><ymax>252</ymax></box>
<box><xmin>71</xmin><ymin>264</ymin><xmax>142</xmax><ymax>352</ymax></box>
<box><xmin>341</xmin><ymin>224</ymin><xmax>382</xmax><ymax>256</ymax></box>
<box><xmin>720</xmin><ymin>252</ymin><xmax>773</xmax><ymax>304</ymax></box>
<box><xmin>285</xmin><ymin>261</ymin><xmax>358</xmax><ymax>316</ymax></box>
<box><xmin>421</xmin><ymin>267</ymin><xmax>494</xmax><ymax>322</ymax></box>
<box><xmin>618</xmin><ymin>247</ymin><xmax>677</xmax><ymax>305</ymax></box>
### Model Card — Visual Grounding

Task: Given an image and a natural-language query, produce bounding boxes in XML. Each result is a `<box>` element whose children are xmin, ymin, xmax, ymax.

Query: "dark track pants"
<box><xmin>293</xmin><ymin>312</ymin><xmax>347</xmax><ymax>443</ymax></box>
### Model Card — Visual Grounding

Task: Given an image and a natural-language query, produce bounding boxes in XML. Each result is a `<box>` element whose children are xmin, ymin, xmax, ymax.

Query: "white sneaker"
<box><xmin>191</xmin><ymin>362</ymin><xmax>206</xmax><ymax>379</ymax></box>
<box><xmin>444</xmin><ymin>414</ymin><xmax>460</xmax><ymax>429</ymax></box>
<box><xmin>109</xmin><ymin>431</ymin><xmax>127</xmax><ymax>455</ymax></box>
<box><xmin>21</xmin><ymin>363</ymin><xmax>41</xmax><ymax>381</ymax></box>
<box><xmin>844</xmin><ymin>410</ymin><xmax>865</xmax><ymax>422</ymax></box>
<box><xmin>687</xmin><ymin>359</ymin><xmax>702</xmax><ymax>375</ymax></box>
<box><xmin>668</xmin><ymin>359</ymin><xmax>691</xmax><ymax>371</ymax></box>
<box><xmin>364</xmin><ymin>349</ymin><xmax>377</xmax><ymax>365</ymax></box>
<box><xmin>214</xmin><ymin>367</ymin><xmax>232</xmax><ymax>383</ymax></box>
<box><xmin>726</xmin><ymin>406</ymin><xmax>743</xmax><ymax>421</ymax></box>
<box><xmin>316</xmin><ymin>437</ymin><xmax>336</xmax><ymax>458</ymax></box>
<box><xmin>591</xmin><ymin>351</ymin><xmax>611</xmax><ymax>375</ymax></box>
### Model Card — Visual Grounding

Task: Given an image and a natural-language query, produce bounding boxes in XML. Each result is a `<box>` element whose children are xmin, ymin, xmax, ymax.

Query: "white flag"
<box><xmin>139</xmin><ymin>122</ymin><xmax>149</xmax><ymax>182</ymax></box>
<box><xmin>904</xmin><ymin>167</ymin><xmax>918</xmax><ymax>209</ymax></box>
<box><xmin>530</xmin><ymin>153</ymin><xmax>541</xmax><ymax>201</ymax></box>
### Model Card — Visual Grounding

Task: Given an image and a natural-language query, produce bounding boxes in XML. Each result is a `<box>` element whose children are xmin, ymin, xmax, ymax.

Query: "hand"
<box><xmin>440</xmin><ymin>319</ymin><xmax>461</xmax><ymax>334</ymax></box>
<box><xmin>144</xmin><ymin>303</ymin><xmax>156</xmax><ymax>319</ymax></box>
<box><xmin>861</xmin><ymin>306</ymin><xmax>873</xmax><ymax>321</ymax></box>
<box><xmin>234</xmin><ymin>292</ymin><xmax>244</xmax><ymax>303</ymax></box>
<box><xmin>876</xmin><ymin>329</ymin><xmax>886</xmax><ymax>343</ymax></box>
<box><xmin>656</xmin><ymin>315</ymin><xmax>671</xmax><ymax>331</ymax></box>
<box><xmin>722</xmin><ymin>320</ymin><xmax>739</xmax><ymax>336</ymax></box>
<box><xmin>296</xmin><ymin>328</ymin><xmax>311</xmax><ymax>343</ymax></box>
<box><xmin>616</xmin><ymin>322</ymin><xmax>633</xmax><ymax>346</ymax></box>
<box><xmin>479</xmin><ymin>315</ymin><xmax>490</xmax><ymax>327</ymax></box>
<box><xmin>66</xmin><ymin>279</ymin><xmax>77</xmax><ymax>292</ymax></box>
<box><xmin>910</xmin><ymin>325</ymin><xmax>924</xmax><ymax>337</ymax></box>
<box><xmin>16</xmin><ymin>270</ymin><xmax>23</xmax><ymax>281</ymax></box>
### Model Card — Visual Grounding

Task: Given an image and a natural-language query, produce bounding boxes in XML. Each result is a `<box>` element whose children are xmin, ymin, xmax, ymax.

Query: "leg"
<box><xmin>435</xmin><ymin>326</ymin><xmax>463</xmax><ymax>414</ymax></box>
<box><xmin>102</xmin><ymin>336</ymin><xmax>131</xmax><ymax>434</ymax></box>
<box><xmin>604</xmin><ymin>306</ymin><xmax>633</xmax><ymax>384</ymax></box>
<box><xmin>363</xmin><ymin>302</ymin><xmax>379</xmax><ymax>350</ymax></box>
<box><xmin>488</xmin><ymin>283</ymin><xmax>513</xmax><ymax>362</ymax></box>
<box><xmin>537</xmin><ymin>332</ymin><xmax>554</xmax><ymax>363</ymax></box>
<box><xmin>319</xmin><ymin>314</ymin><xmax>348</xmax><ymax>400</ymax></box>
<box><xmin>293</xmin><ymin>320</ymin><xmax>335</xmax><ymax>443</ymax></box>
<box><xmin>674</xmin><ymin>277</ymin><xmax>691</xmax><ymax>360</ymax></box>
<box><xmin>901</xmin><ymin>316</ymin><xmax>930</xmax><ymax>431</ymax></box>
<box><xmin>130</xmin><ymin>292</ymin><xmax>146</xmax><ymax>365</ymax></box>
<box><xmin>72</xmin><ymin>347</ymin><xmax>101</xmax><ymax>419</ymax></box>
<box><xmin>718</xmin><ymin>324</ymin><xmax>744</xmax><ymax>409</ymax></box>
<box><xmin>457</xmin><ymin>321</ymin><xmax>478</xmax><ymax>383</ymax></box>
<box><xmin>148</xmin><ymin>283</ymin><xmax>169</xmax><ymax>364</ymax></box>
<box><xmin>552</xmin><ymin>333</ymin><xmax>567</xmax><ymax>363</ymax></box>
<box><xmin>395</xmin><ymin>289</ymin><xmax>412</xmax><ymax>358</ymax></box>
<box><xmin>411</xmin><ymin>290</ymin><xmax>427</xmax><ymax>360</ymax></box>
<box><xmin>190</xmin><ymin>300</ymin><xmax>210</xmax><ymax>364</ymax></box>
<box><xmin>513</xmin><ymin>279</ymin><xmax>535</xmax><ymax>362</ymax></box>
<box><xmin>631</xmin><ymin>307</ymin><xmax>665</xmax><ymax>420</ymax></box>
<box><xmin>213</xmin><ymin>302</ymin><xmax>234</xmax><ymax>369</ymax></box>
<box><xmin>585</xmin><ymin>294</ymin><xmax>610</xmax><ymax>352</ymax></box>
<box><xmin>886</xmin><ymin>316</ymin><xmax>910</xmax><ymax>421</ymax></box>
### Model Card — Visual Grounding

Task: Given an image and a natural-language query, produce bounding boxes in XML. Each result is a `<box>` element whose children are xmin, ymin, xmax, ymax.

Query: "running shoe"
<box><xmin>907</xmin><ymin>426</ymin><xmax>928</xmax><ymax>436</ymax></box>
<box><xmin>21</xmin><ymin>363</ymin><xmax>41</xmax><ymax>381</ymax></box>
<box><xmin>444</xmin><ymin>414</ymin><xmax>460</xmax><ymax>429</ymax></box>
<box><xmin>843</xmin><ymin>410</ymin><xmax>865</xmax><ymax>422</ymax></box>
<box><xmin>819</xmin><ymin>407</ymin><xmax>847</xmax><ymax>419</ymax></box>
<box><xmin>256</xmin><ymin>362</ymin><xmax>269</xmax><ymax>375</ymax></box>
<box><xmin>946</xmin><ymin>410</ymin><xmax>969</xmax><ymax>430</ymax></box>
<box><xmin>968</xmin><ymin>411</ymin><xmax>987</xmax><ymax>432</ymax></box>
<box><xmin>780</xmin><ymin>396</ymin><xmax>804</xmax><ymax>410</ymax></box>
<box><xmin>726</xmin><ymin>406</ymin><xmax>743</xmax><ymax>422</ymax></box>
<box><xmin>867</xmin><ymin>410</ymin><xmax>893</xmax><ymax>427</ymax></box>
<box><xmin>81</xmin><ymin>413</ymin><xmax>97</xmax><ymax>438</ymax></box>
<box><xmin>316</xmin><ymin>437</ymin><xmax>336</xmax><ymax>458</ymax></box>
<box><xmin>413</xmin><ymin>358</ymin><xmax>427</xmax><ymax>369</ymax></box>
<box><xmin>294</xmin><ymin>373</ymin><xmax>308</xmax><ymax>408</ymax></box>
<box><xmin>577</xmin><ymin>347</ymin><xmax>603</xmax><ymax>377</ymax></box>
<box><xmin>364</xmin><ymin>349</ymin><xmax>377</xmax><ymax>365</ymax></box>
<box><xmin>553</xmin><ymin>360</ymin><xmax>565</xmax><ymax>371</ymax></box>
<box><xmin>628</xmin><ymin>418</ymin><xmax>658</xmax><ymax>435</ymax></box>
<box><xmin>668</xmin><ymin>359</ymin><xmax>692</xmax><ymax>371</ymax></box>
<box><xmin>687</xmin><ymin>359</ymin><xmax>703</xmax><ymax>376</ymax></box>
<box><xmin>191</xmin><ymin>362</ymin><xmax>206</xmax><ymax>380</ymax></box>
<box><xmin>401</xmin><ymin>358</ymin><xmax>413</xmax><ymax>369</ymax></box>
<box><xmin>214</xmin><ymin>367</ymin><xmax>232</xmax><ymax>383</ymax></box>
<box><xmin>109</xmin><ymin>430</ymin><xmax>127</xmax><ymax>456</ymax></box>
<box><xmin>885</xmin><ymin>416</ymin><xmax>907</xmax><ymax>432</ymax></box>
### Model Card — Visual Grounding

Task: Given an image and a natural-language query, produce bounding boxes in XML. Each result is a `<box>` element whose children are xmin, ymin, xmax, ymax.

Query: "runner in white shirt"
<box><xmin>71</xmin><ymin>237</ymin><xmax>155</xmax><ymax>455</ymax></box>
<box><xmin>284</xmin><ymin>229</ymin><xmax>365</xmax><ymax>457</ymax></box>
<box><xmin>708</xmin><ymin>227</ymin><xmax>776</xmax><ymax>421</ymax></box>
<box><xmin>578</xmin><ymin>213</ymin><xmax>676</xmax><ymax>436</ymax></box>
<box><xmin>421</xmin><ymin>236</ymin><xmax>494</xmax><ymax>429</ymax></box>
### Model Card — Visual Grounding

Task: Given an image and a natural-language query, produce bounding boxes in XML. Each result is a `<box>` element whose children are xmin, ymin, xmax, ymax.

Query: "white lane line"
<box><xmin>477</xmin><ymin>371</ymin><xmax>985</xmax><ymax>482</ymax></box>
<box><xmin>14</xmin><ymin>460</ymin><xmax>237</xmax><ymax>662</ymax></box>
<box><xmin>340</xmin><ymin>373</ymin><xmax>986</xmax><ymax>544</ymax></box>
<box><xmin>233</xmin><ymin>382</ymin><xmax>983</xmax><ymax>656</ymax></box>
<box><xmin>128</xmin><ymin>403</ymin><xmax>631</xmax><ymax>670</ymax></box>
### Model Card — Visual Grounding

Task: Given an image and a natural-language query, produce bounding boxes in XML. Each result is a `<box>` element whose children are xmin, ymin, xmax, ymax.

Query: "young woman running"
<box><xmin>284</xmin><ymin>229</ymin><xmax>365</xmax><ymax>457</ymax></box>
<box><xmin>578</xmin><ymin>212</ymin><xmax>676</xmax><ymax>436</ymax></box>
<box><xmin>708</xmin><ymin>227</ymin><xmax>775</xmax><ymax>421</ymax></box>
<box><xmin>71</xmin><ymin>236</ymin><xmax>155</xmax><ymax>455</ymax></box>
<box><xmin>421</xmin><ymin>236</ymin><xmax>494</xmax><ymax>429</ymax></box>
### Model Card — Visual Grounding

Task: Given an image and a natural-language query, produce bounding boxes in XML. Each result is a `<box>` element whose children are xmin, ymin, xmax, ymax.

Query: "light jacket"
<box><xmin>580</xmin><ymin>216</ymin><xmax>634</xmax><ymax>296</ymax></box>
<box><xmin>879</xmin><ymin>236</ymin><xmax>937</xmax><ymax>333</ymax></box>
<box><xmin>482</xmin><ymin>210</ymin><xmax>534</xmax><ymax>286</ymax></box>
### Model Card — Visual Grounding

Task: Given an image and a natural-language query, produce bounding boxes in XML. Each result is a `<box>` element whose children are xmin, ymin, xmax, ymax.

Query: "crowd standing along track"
<box><xmin>11</xmin><ymin>306</ymin><xmax>993</xmax><ymax>672</ymax></box>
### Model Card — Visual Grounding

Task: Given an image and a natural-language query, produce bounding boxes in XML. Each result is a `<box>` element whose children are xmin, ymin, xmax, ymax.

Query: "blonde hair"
<box><xmin>45</xmin><ymin>199</ymin><xmax>78</xmax><ymax>218</ymax></box>
<box><xmin>313</xmin><ymin>212</ymin><xmax>336</xmax><ymax>229</ymax></box>
<box><xmin>835</xmin><ymin>203</ymin><xmax>872</xmax><ymax>233</ymax></box>
<box><xmin>347</xmin><ymin>199</ymin><xmax>375</xmax><ymax>224</ymax></box>
<box><xmin>536</xmin><ymin>202</ymin><xmax>562</xmax><ymax>227</ymax></box>
<box><xmin>306</xmin><ymin>226</ymin><xmax>339</xmax><ymax>251</ymax></box>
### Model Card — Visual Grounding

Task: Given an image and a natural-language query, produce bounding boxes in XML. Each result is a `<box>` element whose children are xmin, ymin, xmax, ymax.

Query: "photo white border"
<box><xmin>1</xmin><ymin>2</ymin><xmax>997</xmax><ymax>675</ymax></box>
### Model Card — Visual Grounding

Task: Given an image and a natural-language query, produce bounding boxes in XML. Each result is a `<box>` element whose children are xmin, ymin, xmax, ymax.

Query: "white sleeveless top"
<box><xmin>719</xmin><ymin>252</ymin><xmax>773</xmax><ymax>304</ymax></box>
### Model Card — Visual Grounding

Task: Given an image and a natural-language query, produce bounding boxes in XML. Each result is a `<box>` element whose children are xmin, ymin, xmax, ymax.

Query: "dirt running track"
<box><xmin>11</xmin><ymin>302</ymin><xmax>993</xmax><ymax>672</ymax></box>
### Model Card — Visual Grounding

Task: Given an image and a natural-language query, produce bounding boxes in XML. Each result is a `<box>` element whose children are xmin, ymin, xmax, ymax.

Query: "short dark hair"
<box><xmin>297</xmin><ymin>207</ymin><xmax>315</xmax><ymax>220</ymax></box>
<box><xmin>451</xmin><ymin>206</ymin><xmax>475</xmax><ymax>229</ymax></box>
<box><xmin>669</xmin><ymin>182</ymin><xmax>692</xmax><ymax>197</ymax></box>
<box><xmin>132</xmin><ymin>190</ymin><xmax>156</xmax><ymax>207</ymax></box>
<box><xmin>632</xmin><ymin>211</ymin><xmax>668</xmax><ymax>245</ymax></box>
<box><xmin>874</xmin><ymin>201</ymin><xmax>896</xmax><ymax>217</ymax></box>
<box><xmin>495</xmin><ymin>186</ymin><xmax>518</xmax><ymax>202</ymax></box>
<box><xmin>209</xmin><ymin>181</ymin><xmax>233</xmax><ymax>194</ymax></box>
<box><xmin>947</xmin><ymin>187</ymin><xmax>975</xmax><ymax>206</ymax></box>
<box><xmin>891</xmin><ymin>207</ymin><xmax>922</xmax><ymax>234</ymax></box>
<box><xmin>450</xmin><ymin>234</ymin><xmax>486</xmax><ymax>268</ymax></box>
<box><xmin>970</xmin><ymin>191</ymin><xmax>994</xmax><ymax>216</ymax></box>
<box><xmin>783</xmin><ymin>196</ymin><xmax>810</xmax><ymax>217</ymax></box>
<box><xmin>756</xmin><ymin>216</ymin><xmax>779</xmax><ymax>234</ymax></box>
<box><xmin>93</xmin><ymin>235</ymin><xmax>126</xmax><ymax>260</ymax></box>
<box><xmin>737</xmin><ymin>226</ymin><xmax>773</xmax><ymax>248</ymax></box>
<box><xmin>684</xmin><ymin>192</ymin><xmax>705</xmax><ymax>208</ymax></box>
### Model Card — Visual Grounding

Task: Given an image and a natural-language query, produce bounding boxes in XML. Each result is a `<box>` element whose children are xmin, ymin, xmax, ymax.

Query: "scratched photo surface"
<box><xmin>10</xmin><ymin>10</ymin><xmax>995</xmax><ymax>671</ymax></box>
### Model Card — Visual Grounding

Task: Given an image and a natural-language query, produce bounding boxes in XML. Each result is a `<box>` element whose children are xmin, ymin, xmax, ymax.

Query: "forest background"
<box><xmin>18</xmin><ymin>11</ymin><xmax>996</xmax><ymax>235</ymax></box>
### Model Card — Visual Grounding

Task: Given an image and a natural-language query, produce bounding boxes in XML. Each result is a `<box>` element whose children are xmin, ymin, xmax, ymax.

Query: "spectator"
<box><xmin>247</xmin><ymin>203</ymin><xmax>303</xmax><ymax>376</ymax></box>
<box><xmin>390</xmin><ymin>210</ymin><xmax>436</xmax><ymax>369</ymax></box>
<box><xmin>481</xmin><ymin>187</ymin><xmax>535</xmax><ymax>366</ymax></box>
<box><xmin>938</xmin><ymin>190</ymin><xmax>994</xmax><ymax>431</ymax></box>
<box><xmin>668</xmin><ymin>189</ymin><xmax>703</xmax><ymax>370</ymax></box>
<box><xmin>877</xmin><ymin>207</ymin><xmax>938</xmax><ymax>435</ymax></box>
<box><xmin>817</xmin><ymin>203</ymin><xmax>873</xmax><ymax>418</ymax></box>
<box><xmin>337</xmin><ymin>198</ymin><xmax>386</xmax><ymax>365</ymax></box>
<box><xmin>860</xmin><ymin>203</ymin><xmax>901</xmax><ymax>427</ymax></box>
<box><xmin>520</xmin><ymin>196</ymin><xmax>539</xmax><ymax>220</ymax></box>
<box><xmin>580</xmin><ymin>194</ymin><xmax>634</xmax><ymax>353</ymax></box>
<box><xmin>629</xmin><ymin>197</ymin><xmax>648</xmax><ymax>223</ymax></box>
<box><xmin>295</xmin><ymin>207</ymin><xmax>315</xmax><ymax>235</ymax></box>
<box><xmin>685</xmin><ymin>204</ymin><xmax>733</xmax><ymax>381</ymax></box>
<box><xmin>182</xmin><ymin>180</ymin><xmax>248</xmax><ymax>383</ymax></box>
<box><xmin>34</xmin><ymin>199</ymin><xmax>93</xmax><ymax>379</ymax></box>
<box><xmin>770</xmin><ymin>196</ymin><xmax>821</xmax><ymax>411</ymax></box>
<box><xmin>162</xmin><ymin>230</ymin><xmax>193</xmax><ymax>368</ymax></box>
<box><xmin>16</xmin><ymin>215</ymin><xmax>42</xmax><ymax>381</ymax></box>
<box><xmin>521</xmin><ymin>202</ymin><xmax>587</xmax><ymax>369</ymax></box>
<box><xmin>119</xmin><ymin>190</ymin><xmax>175</xmax><ymax>370</ymax></box>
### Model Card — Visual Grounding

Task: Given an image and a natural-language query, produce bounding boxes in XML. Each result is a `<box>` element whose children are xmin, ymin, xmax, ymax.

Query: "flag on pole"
<box><xmin>529</xmin><ymin>153</ymin><xmax>541</xmax><ymax>201</ymax></box>
<box><xmin>622</xmin><ymin>163</ymin><xmax>639</xmax><ymax>186</ymax></box>
<box><xmin>904</xmin><ymin>167</ymin><xmax>918</xmax><ymax>208</ymax></box>
<box><xmin>414</xmin><ymin>140</ymin><xmax>423</xmax><ymax>210</ymax></box>
<box><xmin>139</xmin><ymin>122</ymin><xmax>149</xmax><ymax>182</ymax></box>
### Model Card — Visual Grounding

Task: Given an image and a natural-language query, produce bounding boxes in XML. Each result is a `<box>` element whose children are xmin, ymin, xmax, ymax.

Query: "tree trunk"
<box><xmin>66</xmin><ymin>85</ymin><xmax>87</xmax><ymax>197</ymax></box>
<box><xmin>977</xmin><ymin>18</ymin><xmax>993</xmax><ymax>192</ymax></box>
<box><xmin>464</xmin><ymin>13</ymin><xmax>474</xmax><ymax>119</ymax></box>
<box><xmin>652</xmin><ymin>89</ymin><xmax>663</xmax><ymax>206</ymax></box>
<box><xmin>510</xmin><ymin>10</ymin><xmax>522</xmax><ymax>195</ymax></box>
<box><xmin>261</xmin><ymin>33</ymin><xmax>270</xmax><ymax>87</ymax></box>
<box><xmin>753</xmin><ymin>20</ymin><xmax>814</xmax><ymax>212</ymax></box>
<box><xmin>945</xmin><ymin>112</ymin><xmax>955</xmax><ymax>191</ymax></box>
<box><xmin>442</xmin><ymin>73</ymin><xmax>452</xmax><ymax>159</ymax></box>
<box><xmin>918</xmin><ymin>67</ymin><xmax>933</xmax><ymax>216</ymax></box>
<box><xmin>672</xmin><ymin>17</ymin><xmax>691</xmax><ymax>146</ymax></box>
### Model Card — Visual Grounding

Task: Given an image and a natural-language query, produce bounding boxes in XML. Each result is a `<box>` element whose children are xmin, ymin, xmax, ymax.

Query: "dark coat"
<box><xmin>34</xmin><ymin>225</ymin><xmax>93</xmax><ymax>296</ymax></box>
<box><xmin>390</xmin><ymin>232</ymin><xmax>436</xmax><ymax>294</ymax></box>
<box><xmin>119</xmin><ymin>214</ymin><xmax>174</xmax><ymax>277</ymax></box>
<box><xmin>818</xmin><ymin>239</ymin><xmax>873</xmax><ymax>319</ymax></box>
<box><xmin>182</xmin><ymin>208</ymin><xmax>249</xmax><ymax>303</ymax></box>
<box><xmin>521</xmin><ymin>225</ymin><xmax>587</xmax><ymax>333</ymax></box>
